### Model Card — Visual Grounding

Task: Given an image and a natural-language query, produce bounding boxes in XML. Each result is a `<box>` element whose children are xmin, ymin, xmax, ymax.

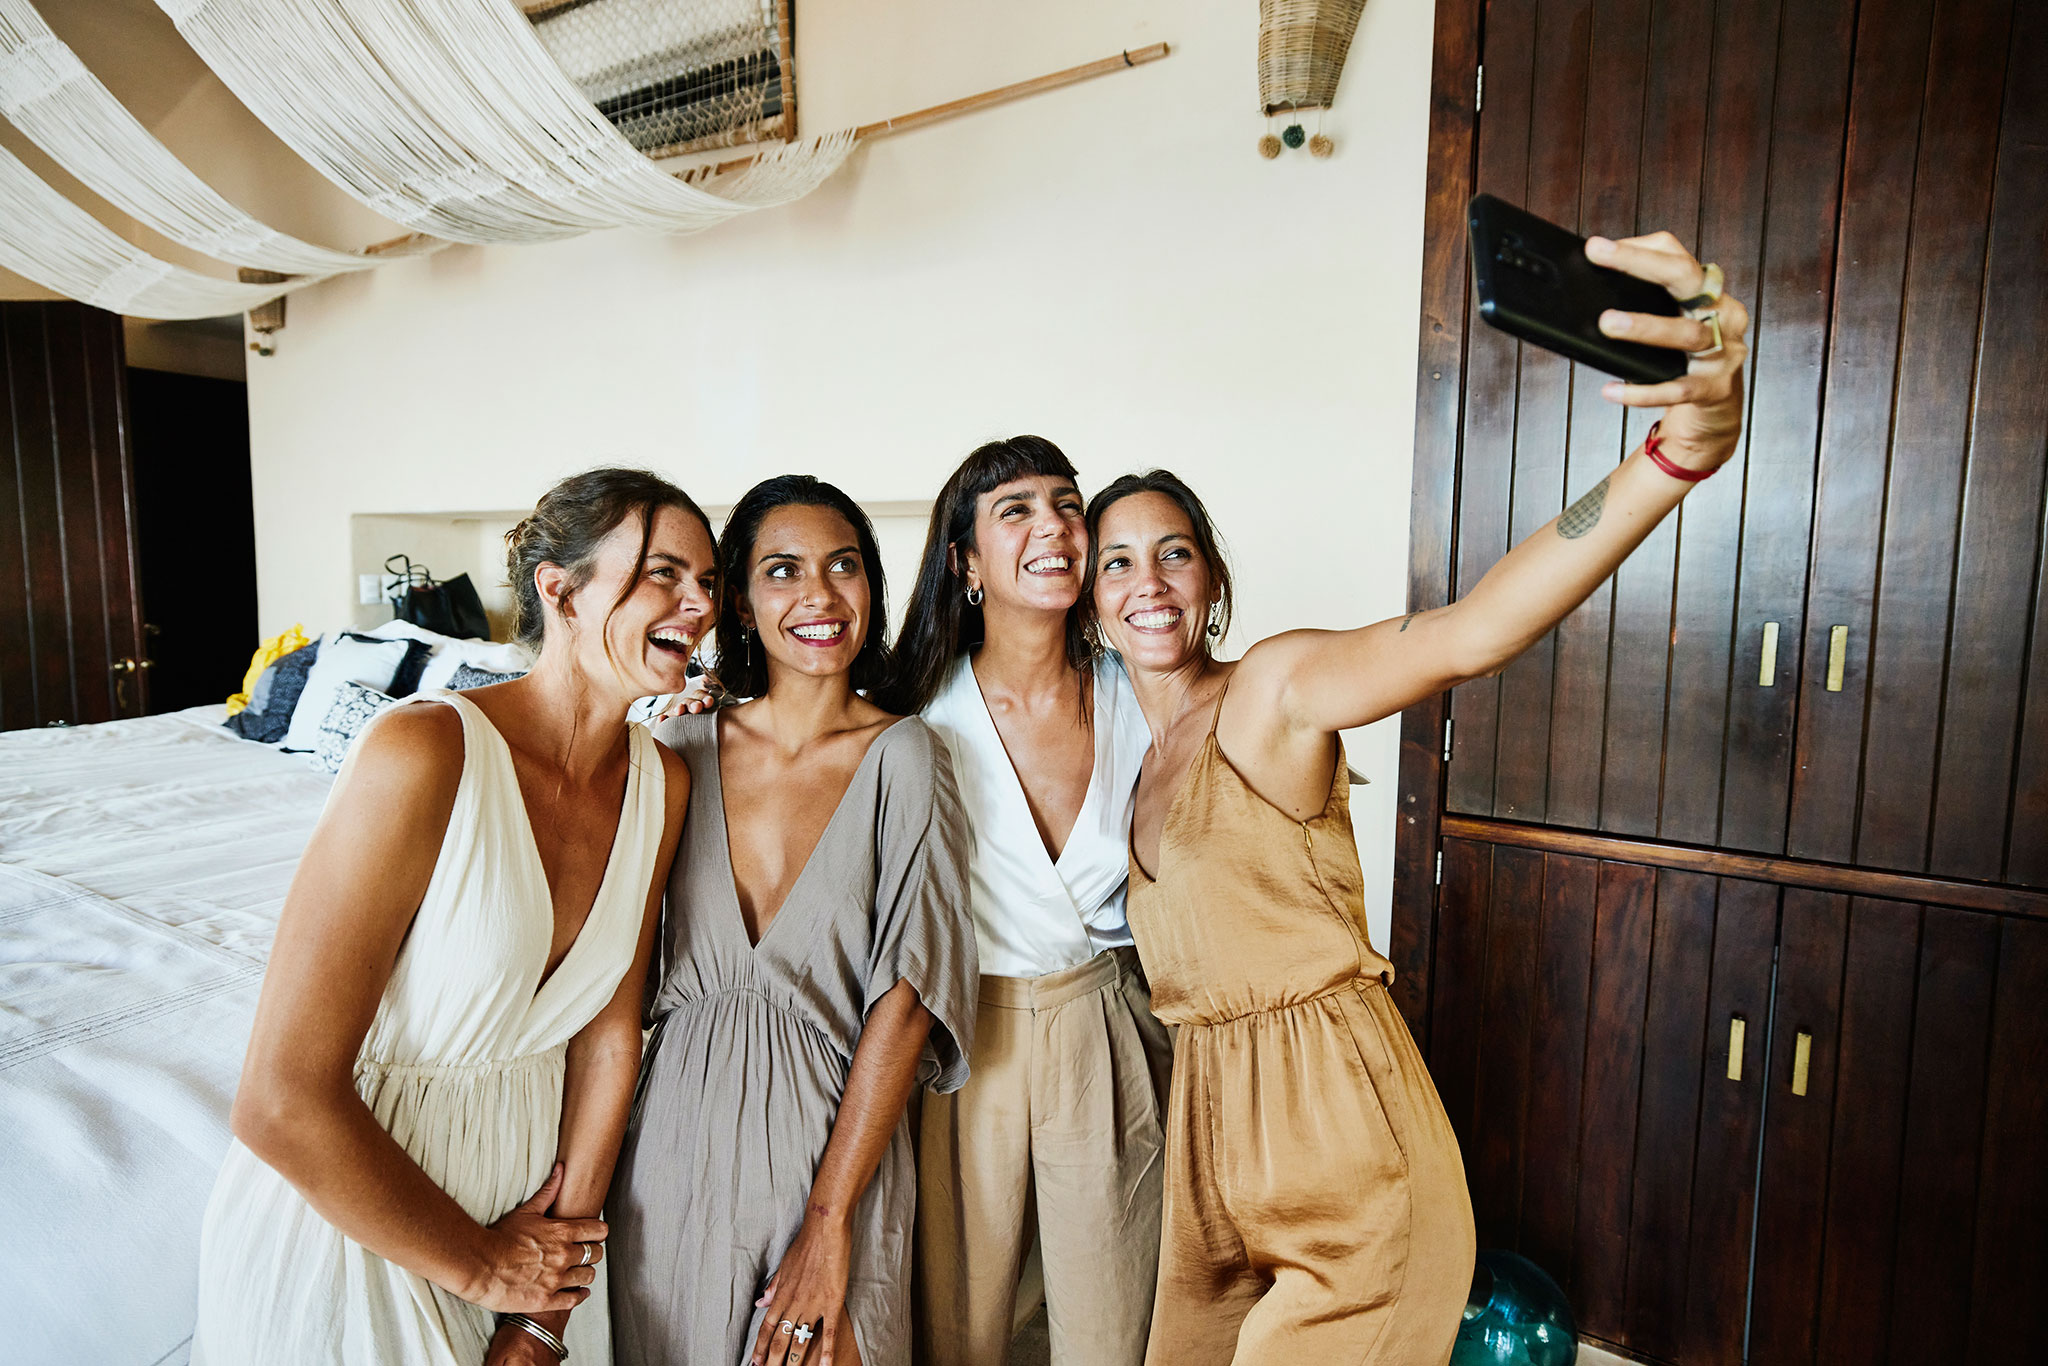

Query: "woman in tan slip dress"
<box><xmin>1087</xmin><ymin>232</ymin><xmax>1750</xmax><ymax>1364</ymax></box>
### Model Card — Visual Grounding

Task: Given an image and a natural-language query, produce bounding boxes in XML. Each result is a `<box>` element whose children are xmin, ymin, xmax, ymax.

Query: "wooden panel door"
<box><xmin>1434</xmin><ymin>837</ymin><xmax>1776</xmax><ymax>1363</ymax></box>
<box><xmin>1748</xmin><ymin>899</ymin><xmax>2048</xmax><ymax>1365</ymax></box>
<box><xmin>0</xmin><ymin>301</ymin><xmax>145</xmax><ymax>729</ymax></box>
<box><xmin>1787</xmin><ymin>0</ymin><xmax>2048</xmax><ymax>888</ymax></box>
<box><xmin>1446</xmin><ymin>0</ymin><xmax>1852</xmax><ymax>849</ymax></box>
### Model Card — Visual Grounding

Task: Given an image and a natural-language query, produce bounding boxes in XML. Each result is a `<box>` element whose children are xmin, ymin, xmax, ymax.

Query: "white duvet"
<box><xmin>1</xmin><ymin>707</ymin><xmax>331</xmax><ymax>1366</ymax></box>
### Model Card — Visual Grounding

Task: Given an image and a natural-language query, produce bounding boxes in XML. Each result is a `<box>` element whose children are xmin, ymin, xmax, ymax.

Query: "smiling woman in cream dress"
<box><xmin>192</xmin><ymin>469</ymin><xmax>711</xmax><ymax>1366</ymax></box>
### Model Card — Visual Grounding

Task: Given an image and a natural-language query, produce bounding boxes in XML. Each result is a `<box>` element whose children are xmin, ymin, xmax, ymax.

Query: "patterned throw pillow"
<box><xmin>446</xmin><ymin>663</ymin><xmax>525</xmax><ymax>690</ymax></box>
<box><xmin>313</xmin><ymin>681</ymin><xmax>396</xmax><ymax>774</ymax></box>
<box><xmin>223</xmin><ymin>640</ymin><xmax>321</xmax><ymax>744</ymax></box>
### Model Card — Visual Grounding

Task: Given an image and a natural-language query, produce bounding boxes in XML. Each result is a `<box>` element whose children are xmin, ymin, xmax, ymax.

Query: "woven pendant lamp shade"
<box><xmin>1258</xmin><ymin>0</ymin><xmax>1367</xmax><ymax>114</ymax></box>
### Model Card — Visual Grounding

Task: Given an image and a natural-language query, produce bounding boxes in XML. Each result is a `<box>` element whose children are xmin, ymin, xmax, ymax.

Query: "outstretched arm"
<box><xmin>1247</xmin><ymin>231</ymin><xmax>1750</xmax><ymax>740</ymax></box>
<box><xmin>231</xmin><ymin>705</ymin><xmax>607</xmax><ymax>1315</ymax></box>
<box><xmin>749</xmin><ymin>980</ymin><xmax>934</xmax><ymax>1366</ymax></box>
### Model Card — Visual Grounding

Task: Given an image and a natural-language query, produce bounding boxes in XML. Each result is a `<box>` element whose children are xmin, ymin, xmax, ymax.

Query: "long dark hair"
<box><xmin>506</xmin><ymin>467</ymin><xmax>714</xmax><ymax>650</ymax></box>
<box><xmin>1084</xmin><ymin>468</ymin><xmax>1236</xmax><ymax>652</ymax></box>
<box><xmin>713</xmin><ymin>475</ymin><xmax>894</xmax><ymax>700</ymax></box>
<box><xmin>889</xmin><ymin>435</ymin><xmax>1095</xmax><ymax>714</ymax></box>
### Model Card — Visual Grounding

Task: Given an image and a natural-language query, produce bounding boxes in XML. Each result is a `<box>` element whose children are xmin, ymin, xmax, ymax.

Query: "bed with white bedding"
<box><xmin>2</xmin><ymin>706</ymin><xmax>331</xmax><ymax>1366</ymax></box>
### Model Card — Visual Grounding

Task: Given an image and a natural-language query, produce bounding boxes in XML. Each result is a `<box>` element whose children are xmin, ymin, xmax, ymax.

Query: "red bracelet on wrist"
<box><xmin>1642</xmin><ymin>420</ymin><xmax>1715</xmax><ymax>482</ymax></box>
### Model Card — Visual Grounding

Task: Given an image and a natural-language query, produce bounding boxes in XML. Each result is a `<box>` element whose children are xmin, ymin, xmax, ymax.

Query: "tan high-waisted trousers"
<box><xmin>1128</xmin><ymin>725</ymin><xmax>1475</xmax><ymax>1366</ymax></box>
<box><xmin>914</xmin><ymin>947</ymin><xmax>1173</xmax><ymax>1366</ymax></box>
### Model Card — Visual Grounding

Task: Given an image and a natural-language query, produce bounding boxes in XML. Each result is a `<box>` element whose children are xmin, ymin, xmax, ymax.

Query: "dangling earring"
<box><xmin>741</xmin><ymin>626</ymin><xmax>754</xmax><ymax>670</ymax></box>
<box><xmin>1207</xmin><ymin>604</ymin><xmax>1223</xmax><ymax>639</ymax></box>
<box><xmin>966</xmin><ymin>585</ymin><xmax>984</xmax><ymax>607</ymax></box>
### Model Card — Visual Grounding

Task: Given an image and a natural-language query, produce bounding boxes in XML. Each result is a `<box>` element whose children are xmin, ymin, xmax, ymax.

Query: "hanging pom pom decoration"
<box><xmin>1257</xmin><ymin>0</ymin><xmax>1366</xmax><ymax>160</ymax></box>
<box><xmin>1259</xmin><ymin>134</ymin><xmax>1283</xmax><ymax>159</ymax></box>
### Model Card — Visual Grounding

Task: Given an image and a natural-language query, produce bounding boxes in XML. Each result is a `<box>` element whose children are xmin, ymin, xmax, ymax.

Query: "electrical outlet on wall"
<box><xmin>358</xmin><ymin>573</ymin><xmax>409</xmax><ymax>605</ymax></box>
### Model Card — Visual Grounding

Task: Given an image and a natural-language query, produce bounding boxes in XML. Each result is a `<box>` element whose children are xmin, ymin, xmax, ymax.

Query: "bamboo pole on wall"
<box><xmin>362</xmin><ymin>42</ymin><xmax>1171</xmax><ymax>257</ymax></box>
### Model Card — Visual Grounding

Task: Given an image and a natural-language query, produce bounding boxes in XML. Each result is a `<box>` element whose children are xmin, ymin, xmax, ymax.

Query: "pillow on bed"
<box><xmin>445</xmin><ymin>663</ymin><xmax>525</xmax><ymax>690</ymax></box>
<box><xmin>417</xmin><ymin>638</ymin><xmax>534</xmax><ymax>693</ymax></box>
<box><xmin>312</xmin><ymin>681</ymin><xmax>396</xmax><ymax>774</ymax></box>
<box><xmin>222</xmin><ymin>640</ymin><xmax>320</xmax><ymax>744</ymax></box>
<box><xmin>281</xmin><ymin>633</ymin><xmax>415</xmax><ymax>752</ymax></box>
<box><xmin>385</xmin><ymin>636</ymin><xmax>435</xmax><ymax>697</ymax></box>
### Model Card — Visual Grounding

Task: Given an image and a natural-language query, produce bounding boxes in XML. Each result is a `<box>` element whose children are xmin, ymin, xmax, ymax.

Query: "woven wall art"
<box><xmin>1255</xmin><ymin>0</ymin><xmax>1365</xmax><ymax>159</ymax></box>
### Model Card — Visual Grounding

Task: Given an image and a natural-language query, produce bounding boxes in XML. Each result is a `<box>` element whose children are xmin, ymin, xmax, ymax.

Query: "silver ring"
<box><xmin>794</xmin><ymin>1324</ymin><xmax>815</xmax><ymax>1345</ymax></box>
<box><xmin>1689</xmin><ymin>310</ymin><xmax>1725</xmax><ymax>358</ymax></box>
<box><xmin>579</xmin><ymin>1242</ymin><xmax>593</xmax><ymax>1267</ymax></box>
<box><xmin>778</xmin><ymin>1320</ymin><xmax>795</xmax><ymax>1335</ymax></box>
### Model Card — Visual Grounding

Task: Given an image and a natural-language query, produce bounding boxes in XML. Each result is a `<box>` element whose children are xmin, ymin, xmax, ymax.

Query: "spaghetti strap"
<box><xmin>1206</xmin><ymin>670</ymin><xmax>1234</xmax><ymax>738</ymax></box>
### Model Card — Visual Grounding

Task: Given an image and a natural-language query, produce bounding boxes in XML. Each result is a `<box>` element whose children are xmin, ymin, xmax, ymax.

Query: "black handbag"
<box><xmin>386</xmin><ymin>555</ymin><xmax>492</xmax><ymax>641</ymax></box>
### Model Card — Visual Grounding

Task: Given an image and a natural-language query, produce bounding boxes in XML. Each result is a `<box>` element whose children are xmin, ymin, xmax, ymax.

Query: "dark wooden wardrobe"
<box><xmin>1392</xmin><ymin>0</ymin><xmax>2047</xmax><ymax>1362</ymax></box>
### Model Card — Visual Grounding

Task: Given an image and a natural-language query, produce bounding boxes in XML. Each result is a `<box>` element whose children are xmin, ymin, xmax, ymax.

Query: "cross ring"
<box><xmin>794</xmin><ymin>1325</ymin><xmax>815</xmax><ymax>1344</ymax></box>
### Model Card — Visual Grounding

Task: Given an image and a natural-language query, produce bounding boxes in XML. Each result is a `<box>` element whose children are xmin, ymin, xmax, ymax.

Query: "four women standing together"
<box><xmin>193</xmin><ymin>230</ymin><xmax>1749</xmax><ymax>1366</ymax></box>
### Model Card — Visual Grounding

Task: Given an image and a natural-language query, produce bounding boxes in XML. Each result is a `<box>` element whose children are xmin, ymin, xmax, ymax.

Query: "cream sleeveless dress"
<box><xmin>192</xmin><ymin>693</ymin><xmax>665</xmax><ymax>1366</ymax></box>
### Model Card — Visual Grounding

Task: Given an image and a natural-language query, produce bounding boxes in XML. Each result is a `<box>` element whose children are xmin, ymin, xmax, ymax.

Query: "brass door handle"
<box><xmin>1727</xmin><ymin>1016</ymin><xmax>1747</xmax><ymax>1081</ymax></box>
<box><xmin>1791</xmin><ymin>1031</ymin><xmax>1813</xmax><ymax>1096</ymax></box>
<box><xmin>1825</xmin><ymin>626</ymin><xmax>1849</xmax><ymax>692</ymax></box>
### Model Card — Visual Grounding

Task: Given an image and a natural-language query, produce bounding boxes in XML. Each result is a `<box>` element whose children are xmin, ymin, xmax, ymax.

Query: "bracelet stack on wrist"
<box><xmin>1642</xmin><ymin>420</ymin><xmax>1716</xmax><ymax>482</ymax></box>
<box><xmin>499</xmin><ymin>1313</ymin><xmax>569</xmax><ymax>1361</ymax></box>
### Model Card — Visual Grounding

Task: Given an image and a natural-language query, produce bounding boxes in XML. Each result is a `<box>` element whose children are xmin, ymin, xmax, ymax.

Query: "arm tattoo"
<box><xmin>1557</xmin><ymin>476</ymin><xmax>1611</xmax><ymax>540</ymax></box>
<box><xmin>1399</xmin><ymin>611</ymin><xmax>1421</xmax><ymax>632</ymax></box>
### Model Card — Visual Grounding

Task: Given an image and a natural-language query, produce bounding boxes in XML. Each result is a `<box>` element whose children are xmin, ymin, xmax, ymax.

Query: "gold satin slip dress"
<box><xmin>1126</xmin><ymin>715</ymin><xmax>1475</xmax><ymax>1366</ymax></box>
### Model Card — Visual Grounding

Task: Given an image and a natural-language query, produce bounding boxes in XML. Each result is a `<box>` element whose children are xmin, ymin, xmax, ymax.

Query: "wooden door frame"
<box><xmin>1391</xmin><ymin>0</ymin><xmax>1483</xmax><ymax>1051</ymax></box>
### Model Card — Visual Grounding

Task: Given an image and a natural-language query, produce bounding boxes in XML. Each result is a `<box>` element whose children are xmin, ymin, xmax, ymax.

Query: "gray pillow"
<box><xmin>223</xmin><ymin>641</ymin><xmax>320</xmax><ymax>744</ymax></box>
<box><xmin>446</xmin><ymin>663</ymin><xmax>524</xmax><ymax>690</ymax></box>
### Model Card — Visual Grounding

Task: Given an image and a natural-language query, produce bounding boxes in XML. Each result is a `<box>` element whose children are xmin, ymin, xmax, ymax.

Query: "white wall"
<box><xmin>244</xmin><ymin>0</ymin><xmax>1437</xmax><ymax>946</ymax></box>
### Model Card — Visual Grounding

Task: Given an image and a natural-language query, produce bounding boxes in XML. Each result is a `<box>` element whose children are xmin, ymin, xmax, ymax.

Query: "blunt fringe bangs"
<box><xmin>888</xmin><ymin>435</ymin><xmax>1094</xmax><ymax>714</ymax></box>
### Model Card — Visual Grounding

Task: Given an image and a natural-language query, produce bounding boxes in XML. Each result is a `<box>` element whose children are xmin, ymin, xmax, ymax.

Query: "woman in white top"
<box><xmin>192</xmin><ymin>468</ymin><xmax>704</xmax><ymax>1366</ymax></box>
<box><xmin>892</xmin><ymin>436</ymin><xmax>1171</xmax><ymax>1366</ymax></box>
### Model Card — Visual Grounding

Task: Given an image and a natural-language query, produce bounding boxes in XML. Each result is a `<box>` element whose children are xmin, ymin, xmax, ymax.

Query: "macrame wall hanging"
<box><xmin>0</xmin><ymin>0</ymin><xmax>1171</xmax><ymax>324</ymax></box>
<box><xmin>1255</xmin><ymin>0</ymin><xmax>1365</xmax><ymax>160</ymax></box>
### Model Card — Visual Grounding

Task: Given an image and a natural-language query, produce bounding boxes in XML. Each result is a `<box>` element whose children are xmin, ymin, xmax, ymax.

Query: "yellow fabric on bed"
<box><xmin>224</xmin><ymin>625</ymin><xmax>310</xmax><ymax>715</ymax></box>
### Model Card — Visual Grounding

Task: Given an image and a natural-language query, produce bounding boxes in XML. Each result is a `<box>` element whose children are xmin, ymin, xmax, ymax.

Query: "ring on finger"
<box><xmin>1689</xmin><ymin>310</ymin><xmax>1725</xmax><ymax>358</ymax></box>
<box><xmin>779</xmin><ymin>1320</ymin><xmax>795</xmax><ymax>1335</ymax></box>
<box><xmin>794</xmin><ymin>1325</ymin><xmax>815</xmax><ymax>1345</ymax></box>
<box><xmin>1679</xmin><ymin>261</ymin><xmax>1724</xmax><ymax>313</ymax></box>
<box><xmin>579</xmin><ymin>1243</ymin><xmax>593</xmax><ymax>1267</ymax></box>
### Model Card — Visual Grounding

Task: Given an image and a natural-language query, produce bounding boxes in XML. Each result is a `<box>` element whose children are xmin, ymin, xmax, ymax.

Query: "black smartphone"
<box><xmin>1467</xmin><ymin>193</ymin><xmax>1687</xmax><ymax>384</ymax></box>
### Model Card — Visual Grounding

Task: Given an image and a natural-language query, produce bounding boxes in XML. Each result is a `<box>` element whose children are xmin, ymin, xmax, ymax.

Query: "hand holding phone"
<box><xmin>1466</xmin><ymin>194</ymin><xmax>1752</xmax><ymax>473</ymax></box>
<box><xmin>1468</xmin><ymin>193</ymin><xmax>1689</xmax><ymax>384</ymax></box>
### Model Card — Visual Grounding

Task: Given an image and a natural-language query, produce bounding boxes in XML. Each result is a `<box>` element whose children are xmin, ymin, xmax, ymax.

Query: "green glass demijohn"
<box><xmin>1451</xmin><ymin>1250</ymin><xmax>1578</xmax><ymax>1366</ymax></box>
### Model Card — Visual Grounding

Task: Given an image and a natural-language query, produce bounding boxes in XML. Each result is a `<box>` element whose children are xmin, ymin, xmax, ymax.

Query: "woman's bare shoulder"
<box><xmin>341</xmin><ymin>701</ymin><xmax>466</xmax><ymax>811</ymax></box>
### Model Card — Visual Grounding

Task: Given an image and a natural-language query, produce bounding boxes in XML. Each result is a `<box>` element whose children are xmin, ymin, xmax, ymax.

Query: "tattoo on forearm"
<box><xmin>1557</xmin><ymin>476</ymin><xmax>1611</xmax><ymax>540</ymax></box>
<box><xmin>1399</xmin><ymin>611</ymin><xmax>1421</xmax><ymax>632</ymax></box>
